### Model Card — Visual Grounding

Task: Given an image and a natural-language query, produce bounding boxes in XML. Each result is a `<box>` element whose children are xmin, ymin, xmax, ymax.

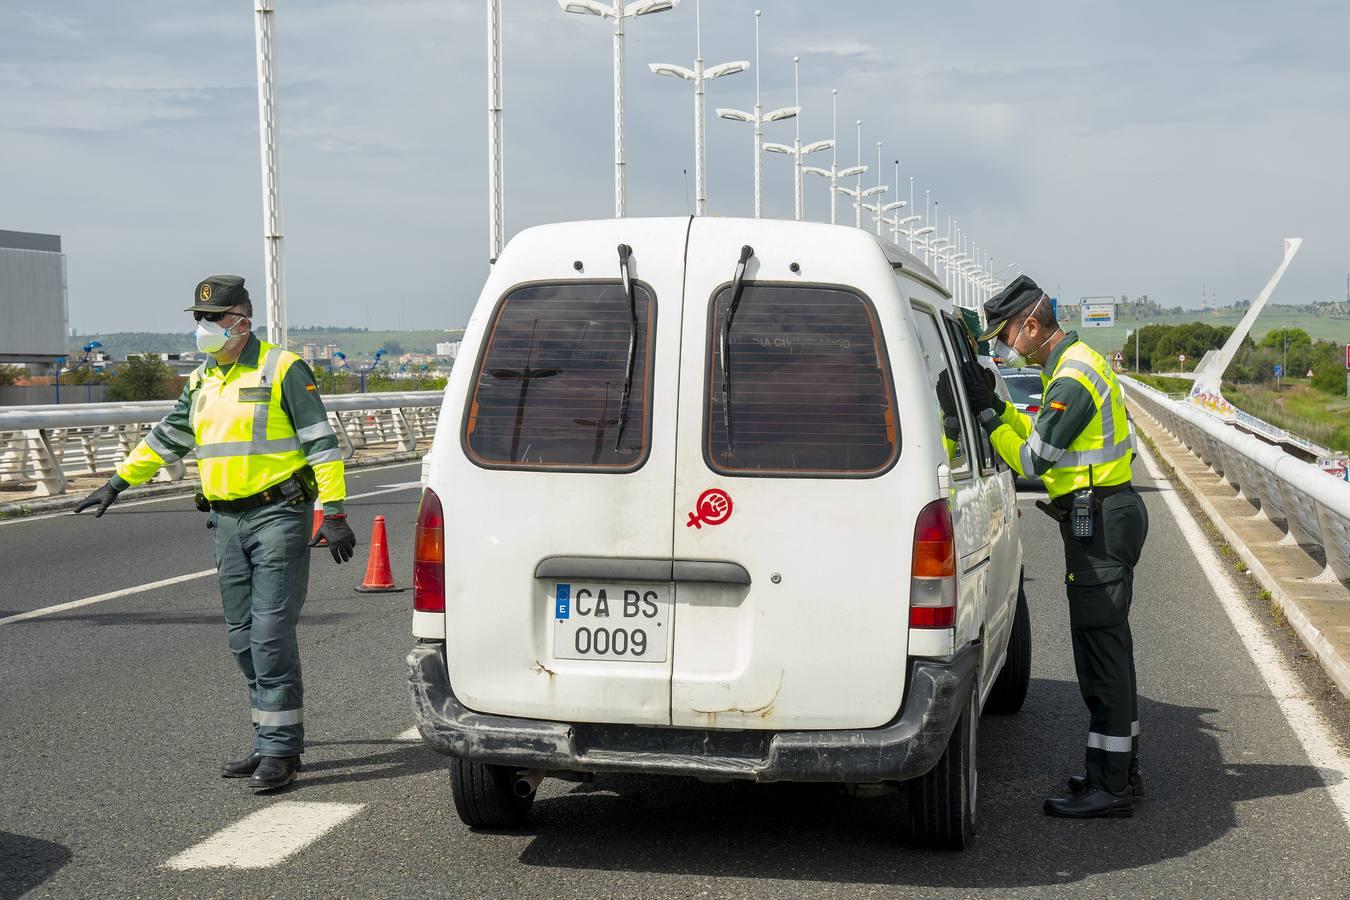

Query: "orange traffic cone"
<box><xmin>356</xmin><ymin>515</ymin><xmax>403</xmax><ymax>593</ymax></box>
<box><xmin>311</xmin><ymin>500</ymin><xmax>327</xmax><ymax>546</ymax></box>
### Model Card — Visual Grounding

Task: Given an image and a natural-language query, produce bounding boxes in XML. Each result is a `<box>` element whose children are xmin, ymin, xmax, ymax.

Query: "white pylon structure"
<box><xmin>252</xmin><ymin>0</ymin><xmax>287</xmax><ymax>348</ymax></box>
<box><xmin>648</xmin><ymin>0</ymin><xmax>748</xmax><ymax>216</ymax></box>
<box><xmin>763</xmin><ymin>57</ymin><xmax>833</xmax><ymax>221</ymax></box>
<box><xmin>717</xmin><ymin>10</ymin><xmax>798</xmax><ymax>218</ymax></box>
<box><xmin>803</xmin><ymin>89</ymin><xmax>865</xmax><ymax>225</ymax></box>
<box><xmin>487</xmin><ymin>0</ymin><xmax>504</xmax><ymax>262</ymax></box>
<box><xmin>559</xmin><ymin>0</ymin><xmax>680</xmax><ymax>218</ymax></box>
<box><xmin>859</xmin><ymin>142</ymin><xmax>898</xmax><ymax>236</ymax></box>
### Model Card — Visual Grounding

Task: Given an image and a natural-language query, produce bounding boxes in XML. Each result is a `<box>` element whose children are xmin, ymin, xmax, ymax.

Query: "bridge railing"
<box><xmin>0</xmin><ymin>391</ymin><xmax>445</xmax><ymax>498</ymax></box>
<box><xmin>1123</xmin><ymin>376</ymin><xmax>1350</xmax><ymax>584</ymax></box>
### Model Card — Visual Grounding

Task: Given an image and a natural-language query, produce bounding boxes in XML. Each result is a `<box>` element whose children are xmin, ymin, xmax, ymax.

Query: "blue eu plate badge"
<box><xmin>555</xmin><ymin>584</ymin><xmax>571</xmax><ymax>620</ymax></box>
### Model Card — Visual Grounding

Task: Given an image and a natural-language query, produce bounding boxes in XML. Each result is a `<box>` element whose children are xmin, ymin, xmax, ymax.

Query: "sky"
<box><xmin>2</xmin><ymin>0</ymin><xmax>1348</xmax><ymax>335</ymax></box>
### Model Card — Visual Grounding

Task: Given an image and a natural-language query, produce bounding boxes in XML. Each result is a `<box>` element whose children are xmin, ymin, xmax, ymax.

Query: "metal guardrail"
<box><xmin>0</xmin><ymin>391</ymin><xmax>444</xmax><ymax>498</ymax></box>
<box><xmin>1123</xmin><ymin>376</ymin><xmax>1350</xmax><ymax>584</ymax></box>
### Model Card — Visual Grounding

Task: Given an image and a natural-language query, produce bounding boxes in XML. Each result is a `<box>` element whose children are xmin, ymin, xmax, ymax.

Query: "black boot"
<box><xmin>249</xmin><ymin>756</ymin><xmax>302</xmax><ymax>792</ymax></box>
<box><xmin>221</xmin><ymin>751</ymin><xmax>263</xmax><ymax>778</ymax></box>
<box><xmin>1044</xmin><ymin>788</ymin><xmax>1134</xmax><ymax>818</ymax></box>
<box><xmin>1067</xmin><ymin>771</ymin><xmax>1145</xmax><ymax>797</ymax></box>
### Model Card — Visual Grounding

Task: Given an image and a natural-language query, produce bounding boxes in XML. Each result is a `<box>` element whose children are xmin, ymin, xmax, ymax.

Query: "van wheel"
<box><xmin>985</xmin><ymin>576</ymin><xmax>1031</xmax><ymax>715</ymax></box>
<box><xmin>449</xmin><ymin>758</ymin><xmax>534</xmax><ymax>829</ymax></box>
<box><xmin>907</xmin><ymin>683</ymin><xmax>978</xmax><ymax>850</ymax></box>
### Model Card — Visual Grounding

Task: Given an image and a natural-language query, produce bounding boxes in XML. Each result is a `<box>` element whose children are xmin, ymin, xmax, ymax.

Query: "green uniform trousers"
<box><xmin>208</xmin><ymin>500</ymin><xmax>311</xmax><ymax>757</ymax></box>
<box><xmin>1058</xmin><ymin>486</ymin><xmax>1149</xmax><ymax>795</ymax></box>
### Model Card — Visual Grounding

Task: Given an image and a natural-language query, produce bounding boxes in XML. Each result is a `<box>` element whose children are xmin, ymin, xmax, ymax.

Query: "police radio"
<box><xmin>1072</xmin><ymin>468</ymin><xmax>1095</xmax><ymax>540</ymax></box>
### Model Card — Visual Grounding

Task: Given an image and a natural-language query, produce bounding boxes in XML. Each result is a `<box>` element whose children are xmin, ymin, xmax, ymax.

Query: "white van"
<box><xmin>408</xmin><ymin>217</ymin><xmax>1028</xmax><ymax>849</ymax></box>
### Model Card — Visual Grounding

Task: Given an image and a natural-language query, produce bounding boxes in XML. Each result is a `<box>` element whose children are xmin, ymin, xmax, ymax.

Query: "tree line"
<box><xmin>1126</xmin><ymin>324</ymin><xmax>1346</xmax><ymax>393</ymax></box>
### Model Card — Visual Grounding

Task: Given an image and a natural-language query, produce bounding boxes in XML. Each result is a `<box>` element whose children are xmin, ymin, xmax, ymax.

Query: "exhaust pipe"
<box><xmin>513</xmin><ymin>769</ymin><xmax>545</xmax><ymax>797</ymax></box>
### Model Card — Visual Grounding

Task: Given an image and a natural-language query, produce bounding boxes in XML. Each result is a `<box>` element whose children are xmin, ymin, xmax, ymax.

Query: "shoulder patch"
<box><xmin>306</xmin><ymin>383</ymin><xmax>317</xmax><ymax>392</ymax></box>
<box><xmin>1049</xmin><ymin>400</ymin><xmax>1068</xmax><ymax>411</ymax></box>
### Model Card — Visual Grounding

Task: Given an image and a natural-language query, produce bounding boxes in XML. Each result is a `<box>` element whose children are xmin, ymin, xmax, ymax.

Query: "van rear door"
<box><xmin>669</xmin><ymin>220</ymin><xmax>913</xmax><ymax>731</ymax></box>
<box><xmin>441</xmin><ymin>219</ymin><xmax>688</xmax><ymax>726</ymax></box>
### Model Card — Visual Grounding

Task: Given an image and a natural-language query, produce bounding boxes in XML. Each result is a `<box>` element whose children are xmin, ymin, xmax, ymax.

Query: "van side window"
<box><xmin>706</xmin><ymin>284</ymin><xmax>898</xmax><ymax>477</ymax></box>
<box><xmin>463</xmin><ymin>281</ymin><xmax>654</xmax><ymax>470</ymax></box>
<box><xmin>910</xmin><ymin>307</ymin><xmax>971</xmax><ymax>476</ymax></box>
<box><xmin>941</xmin><ymin>315</ymin><xmax>996</xmax><ymax>473</ymax></box>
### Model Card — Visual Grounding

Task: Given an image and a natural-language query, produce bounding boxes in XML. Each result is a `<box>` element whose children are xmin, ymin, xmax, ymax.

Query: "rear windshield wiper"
<box><xmin>612</xmin><ymin>244</ymin><xmax>638</xmax><ymax>451</ymax></box>
<box><xmin>719</xmin><ymin>245</ymin><xmax>755</xmax><ymax>450</ymax></box>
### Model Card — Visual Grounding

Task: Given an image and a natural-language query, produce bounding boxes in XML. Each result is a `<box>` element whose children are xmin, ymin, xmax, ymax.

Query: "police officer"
<box><xmin>74</xmin><ymin>275</ymin><xmax>357</xmax><ymax>792</ymax></box>
<box><xmin>960</xmin><ymin>275</ymin><xmax>1149</xmax><ymax>818</ymax></box>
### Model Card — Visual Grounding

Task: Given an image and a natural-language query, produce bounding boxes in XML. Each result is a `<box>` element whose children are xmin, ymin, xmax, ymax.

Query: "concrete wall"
<box><xmin>0</xmin><ymin>231</ymin><xmax>69</xmax><ymax>359</ymax></box>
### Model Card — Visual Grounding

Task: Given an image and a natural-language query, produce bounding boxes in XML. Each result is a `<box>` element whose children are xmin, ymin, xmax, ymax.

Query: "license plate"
<box><xmin>551</xmin><ymin>582</ymin><xmax>670</xmax><ymax>663</ymax></box>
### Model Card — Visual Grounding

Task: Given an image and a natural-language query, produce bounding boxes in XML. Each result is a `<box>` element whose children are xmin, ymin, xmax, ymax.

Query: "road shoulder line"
<box><xmin>0</xmin><ymin>568</ymin><xmax>216</xmax><ymax>626</ymax></box>
<box><xmin>163</xmin><ymin>801</ymin><xmax>364</xmax><ymax>870</ymax></box>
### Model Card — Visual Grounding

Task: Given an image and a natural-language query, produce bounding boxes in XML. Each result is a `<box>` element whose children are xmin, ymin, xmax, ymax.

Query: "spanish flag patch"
<box><xmin>306</xmin><ymin>384</ymin><xmax>318</xmax><ymax>392</ymax></box>
<box><xmin>1049</xmin><ymin>400</ymin><xmax>1068</xmax><ymax>411</ymax></box>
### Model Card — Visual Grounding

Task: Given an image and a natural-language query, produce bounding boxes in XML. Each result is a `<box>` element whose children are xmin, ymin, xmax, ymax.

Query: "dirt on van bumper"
<box><xmin>406</xmin><ymin>642</ymin><xmax>978</xmax><ymax>784</ymax></box>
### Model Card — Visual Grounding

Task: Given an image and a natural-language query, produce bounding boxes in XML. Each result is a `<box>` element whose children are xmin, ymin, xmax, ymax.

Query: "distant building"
<box><xmin>0</xmin><ymin>229</ymin><xmax>68</xmax><ymax>371</ymax></box>
<box><xmin>436</xmin><ymin>341</ymin><xmax>460</xmax><ymax>359</ymax></box>
<box><xmin>302</xmin><ymin>342</ymin><xmax>321</xmax><ymax>361</ymax></box>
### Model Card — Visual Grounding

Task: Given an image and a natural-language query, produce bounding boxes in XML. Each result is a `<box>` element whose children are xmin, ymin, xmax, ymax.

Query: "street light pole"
<box><xmin>716</xmin><ymin>9</ymin><xmax>797</xmax><ymax>219</ymax></box>
<box><xmin>560</xmin><ymin>0</ymin><xmax>680</xmax><ymax>218</ymax></box>
<box><xmin>487</xmin><ymin>0</ymin><xmax>504</xmax><ymax>261</ymax></box>
<box><xmin>802</xmin><ymin>90</ymin><xmax>861</xmax><ymax>225</ymax></box>
<box><xmin>253</xmin><ymin>0</ymin><xmax>288</xmax><ymax>349</ymax></box>
<box><xmin>649</xmin><ymin>0</ymin><xmax>748</xmax><ymax>217</ymax></box>
<box><xmin>764</xmin><ymin>57</ymin><xmax>832</xmax><ymax>221</ymax></box>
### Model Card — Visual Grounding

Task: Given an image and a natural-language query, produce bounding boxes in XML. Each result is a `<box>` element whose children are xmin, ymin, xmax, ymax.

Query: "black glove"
<box><xmin>310</xmin><ymin>513</ymin><xmax>357</xmax><ymax>563</ymax></box>
<box><xmin>961</xmin><ymin>360</ymin><xmax>1001</xmax><ymax>413</ymax></box>
<box><xmin>73</xmin><ymin>480</ymin><xmax>122</xmax><ymax>518</ymax></box>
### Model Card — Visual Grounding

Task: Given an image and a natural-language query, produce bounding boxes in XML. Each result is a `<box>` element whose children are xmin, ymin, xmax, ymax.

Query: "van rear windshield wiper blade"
<box><xmin>612</xmin><ymin>244</ymin><xmax>638</xmax><ymax>451</ymax></box>
<box><xmin>719</xmin><ymin>245</ymin><xmax>754</xmax><ymax>450</ymax></box>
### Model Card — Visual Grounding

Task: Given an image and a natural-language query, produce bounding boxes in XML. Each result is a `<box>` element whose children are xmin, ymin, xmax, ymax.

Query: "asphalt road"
<box><xmin>2</xmin><ymin>458</ymin><xmax>1347</xmax><ymax>899</ymax></box>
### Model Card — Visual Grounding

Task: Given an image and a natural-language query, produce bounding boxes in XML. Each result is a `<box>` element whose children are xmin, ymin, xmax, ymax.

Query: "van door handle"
<box><xmin>533</xmin><ymin>557</ymin><xmax>752</xmax><ymax>585</ymax></box>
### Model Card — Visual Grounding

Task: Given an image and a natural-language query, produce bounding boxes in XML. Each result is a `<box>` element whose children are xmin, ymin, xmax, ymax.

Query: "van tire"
<box><xmin>449</xmin><ymin>758</ymin><xmax>534</xmax><ymax>829</ymax></box>
<box><xmin>907</xmin><ymin>683</ymin><xmax>978</xmax><ymax>850</ymax></box>
<box><xmin>985</xmin><ymin>575</ymin><xmax>1031</xmax><ymax>715</ymax></box>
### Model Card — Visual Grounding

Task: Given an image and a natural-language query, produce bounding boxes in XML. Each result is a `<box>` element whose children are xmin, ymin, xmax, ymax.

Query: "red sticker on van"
<box><xmin>686</xmin><ymin>489</ymin><xmax>733</xmax><ymax>529</ymax></box>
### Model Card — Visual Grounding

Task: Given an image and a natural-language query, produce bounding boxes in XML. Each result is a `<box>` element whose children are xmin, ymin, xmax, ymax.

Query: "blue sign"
<box><xmin>1274</xmin><ymin>364</ymin><xmax>1283</xmax><ymax>378</ymax></box>
<box><xmin>554</xmin><ymin>584</ymin><xmax>571</xmax><ymax>620</ymax></box>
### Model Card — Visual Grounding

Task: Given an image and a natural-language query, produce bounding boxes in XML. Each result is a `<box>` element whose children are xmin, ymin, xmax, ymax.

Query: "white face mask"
<box><xmin>195</xmin><ymin>316</ymin><xmax>242</xmax><ymax>354</ymax></box>
<box><xmin>994</xmin><ymin>297</ymin><xmax>1052</xmax><ymax>369</ymax></box>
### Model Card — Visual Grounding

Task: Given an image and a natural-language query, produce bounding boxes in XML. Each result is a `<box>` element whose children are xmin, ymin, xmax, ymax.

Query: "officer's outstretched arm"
<box><xmin>982</xmin><ymin>378</ymin><xmax>1096</xmax><ymax>479</ymax></box>
<box><xmin>112</xmin><ymin>379</ymin><xmax>198</xmax><ymax>492</ymax></box>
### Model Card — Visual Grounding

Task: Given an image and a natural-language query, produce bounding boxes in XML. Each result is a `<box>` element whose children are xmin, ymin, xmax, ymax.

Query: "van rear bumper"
<box><xmin>407</xmin><ymin>642</ymin><xmax>977</xmax><ymax>784</ymax></box>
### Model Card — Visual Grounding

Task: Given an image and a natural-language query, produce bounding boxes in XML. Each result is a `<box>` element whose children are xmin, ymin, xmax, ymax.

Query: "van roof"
<box><xmin>506</xmin><ymin>217</ymin><xmax>953</xmax><ymax>301</ymax></box>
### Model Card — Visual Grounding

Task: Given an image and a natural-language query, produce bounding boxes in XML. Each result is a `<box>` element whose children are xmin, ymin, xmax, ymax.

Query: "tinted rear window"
<box><xmin>705</xmin><ymin>284</ymin><xmax>898</xmax><ymax>476</ymax></box>
<box><xmin>464</xmin><ymin>281</ymin><xmax>654</xmax><ymax>470</ymax></box>
<box><xmin>1000</xmin><ymin>372</ymin><xmax>1043</xmax><ymax>405</ymax></box>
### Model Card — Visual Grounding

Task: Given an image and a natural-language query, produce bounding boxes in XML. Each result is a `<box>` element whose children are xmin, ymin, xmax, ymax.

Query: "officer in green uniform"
<box><xmin>960</xmin><ymin>275</ymin><xmax>1149</xmax><ymax>818</ymax></box>
<box><xmin>75</xmin><ymin>275</ymin><xmax>357</xmax><ymax>792</ymax></box>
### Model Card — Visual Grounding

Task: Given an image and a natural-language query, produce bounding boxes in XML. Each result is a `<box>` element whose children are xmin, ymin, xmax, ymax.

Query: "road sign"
<box><xmin>1178</xmin><ymin>353</ymin><xmax>1187</xmax><ymax>365</ymax></box>
<box><xmin>1081</xmin><ymin>300</ymin><xmax>1116</xmax><ymax>328</ymax></box>
<box><xmin>1113</xmin><ymin>350</ymin><xmax>1124</xmax><ymax>366</ymax></box>
<box><xmin>1274</xmin><ymin>364</ymin><xmax>1283</xmax><ymax>378</ymax></box>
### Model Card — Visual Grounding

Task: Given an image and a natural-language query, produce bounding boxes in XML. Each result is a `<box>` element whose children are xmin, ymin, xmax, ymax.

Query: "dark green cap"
<box><xmin>978</xmin><ymin>274</ymin><xmax>1045</xmax><ymax>340</ymax></box>
<box><xmin>185</xmin><ymin>275</ymin><xmax>250</xmax><ymax>313</ymax></box>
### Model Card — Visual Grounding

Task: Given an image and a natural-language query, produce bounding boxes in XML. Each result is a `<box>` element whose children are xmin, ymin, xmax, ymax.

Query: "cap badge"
<box><xmin>199</xmin><ymin>283</ymin><xmax>213</xmax><ymax>301</ymax></box>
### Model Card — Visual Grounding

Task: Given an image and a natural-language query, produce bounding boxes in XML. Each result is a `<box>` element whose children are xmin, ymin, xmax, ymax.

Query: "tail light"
<box><xmin>413</xmin><ymin>488</ymin><xmax>445</xmax><ymax>613</ymax></box>
<box><xmin>1026</xmin><ymin>404</ymin><xmax>1040</xmax><ymax>415</ymax></box>
<box><xmin>910</xmin><ymin>499</ymin><xmax>956</xmax><ymax>628</ymax></box>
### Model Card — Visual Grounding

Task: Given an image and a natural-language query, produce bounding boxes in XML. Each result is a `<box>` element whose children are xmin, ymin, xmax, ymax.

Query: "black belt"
<box><xmin>1051</xmin><ymin>482</ymin><xmax>1134</xmax><ymax>512</ymax></box>
<box><xmin>208</xmin><ymin>476</ymin><xmax>306</xmax><ymax>514</ymax></box>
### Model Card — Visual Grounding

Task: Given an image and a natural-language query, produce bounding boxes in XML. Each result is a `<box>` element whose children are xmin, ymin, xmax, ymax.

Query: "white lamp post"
<box><xmin>648</xmin><ymin>0</ymin><xmax>747</xmax><ymax>216</ymax></box>
<box><xmin>487</xmin><ymin>0</ymin><xmax>504</xmax><ymax>262</ymax></box>
<box><xmin>717</xmin><ymin>9</ymin><xmax>798</xmax><ymax>219</ymax></box>
<box><xmin>763</xmin><ymin>57</ymin><xmax>832</xmax><ymax>220</ymax></box>
<box><xmin>803</xmin><ymin>89</ymin><xmax>864</xmax><ymax>225</ymax></box>
<box><xmin>253</xmin><ymin>0</ymin><xmax>288</xmax><ymax>348</ymax></box>
<box><xmin>559</xmin><ymin>0</ymin><xmax>680</xmax><ymax>219</ymax></box>
<box><xmin>830</xmin><ymin>120</ymin><xmax>878</xmax><ymax>227</ymax></box>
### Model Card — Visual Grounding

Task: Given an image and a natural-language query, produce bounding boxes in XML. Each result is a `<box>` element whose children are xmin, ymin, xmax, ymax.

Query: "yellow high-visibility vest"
<box><xmin>1035</xmin><ymin>342</ymin><xmax>1134</xmax><ymax>498</ymax></box>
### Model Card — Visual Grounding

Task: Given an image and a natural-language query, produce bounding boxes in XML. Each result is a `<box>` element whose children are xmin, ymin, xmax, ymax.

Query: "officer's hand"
<box><xmin>961</xmin><ymin>360</ymin><xmax>999</xmax><ymax>412</ymax></box>
<box><xmin>310</xmin><ymin>514</ymin><xmax>357</xmax><ymax>563</ymax></box>
<box><xmin>72</xmin><ymin>480</ymin><xmax>122</xmax><ymax>518</ymax></box>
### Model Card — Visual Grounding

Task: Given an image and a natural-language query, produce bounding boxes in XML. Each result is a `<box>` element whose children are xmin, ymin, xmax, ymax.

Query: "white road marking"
<box><xmin>346</xmin><ymin>482</ymin><xmax>421</xmax><ymax>501</ymax></box>
<box><xmin>395</xmin><ymin>726</ymin><xmax>421</xmax><ymax>741</ymax></box>
<box><xmin>1137</xmin><ymin>440</ymin><xmax>1350</xmax><ymax>832</ymax></box>
<box><xmin>163</xmin><ymin>801</ymin><xmax>364</xmax><ymax>870</ymax></box>
<box><xmin>0</xmin><ymin>569</ymin><xmax>216</xmax><ymax>627</ymax></box>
